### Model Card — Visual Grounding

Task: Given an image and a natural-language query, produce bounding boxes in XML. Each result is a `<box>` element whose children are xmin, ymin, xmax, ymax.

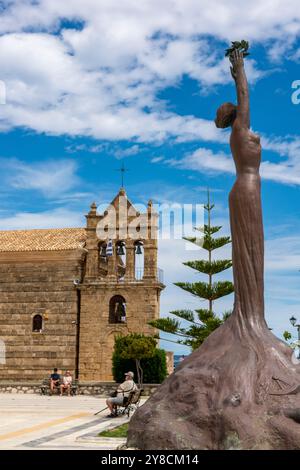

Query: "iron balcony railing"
<box><xmin>135</xmin><ymin>267</ymin><xmax>164</xmax><ymax>283</ymax></box>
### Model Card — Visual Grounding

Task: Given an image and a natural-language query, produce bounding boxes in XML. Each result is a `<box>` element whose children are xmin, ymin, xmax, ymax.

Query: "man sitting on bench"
<box><xmin>50</xmin><ymin>368</ymin><xmax>60</xmax><ymax>395</ymax></box>
<box><xmin>60</xmin><ymin>370</ymin><xmax>72</xmax><ymax>396</ymax></box>
<box><xmin>106</xmin><ymin>371</ymin><xmax>137</xmax><ymax>418</ymax></box>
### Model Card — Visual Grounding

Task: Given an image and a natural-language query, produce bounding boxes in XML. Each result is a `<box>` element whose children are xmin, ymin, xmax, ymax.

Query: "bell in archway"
<box><xmin>117</xmin><ymin>244</ymin><xmax>125</xmax><ymax>256</ymax></box>
<box><xmin>135</xmin><ymin>244</ymin><xmax>143</xmax><ymax>255</ymax></box>
<box><xmin>100</xmin><ymin>245</ymin><xmax>107</xmax><ymax>257</ymax></box>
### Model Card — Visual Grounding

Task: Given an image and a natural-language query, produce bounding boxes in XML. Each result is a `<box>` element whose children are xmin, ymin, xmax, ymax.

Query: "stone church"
<box><xmin>0</xmin><ymin>189</ymin><xmax>164</xmax><ymax>382</ymax></box>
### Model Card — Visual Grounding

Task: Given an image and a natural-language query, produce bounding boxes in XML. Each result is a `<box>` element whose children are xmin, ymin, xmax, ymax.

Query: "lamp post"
<box><xmin>289</xmin><ymin>315</ymin><xmax>300</xmax><ymax>359</ymax></box>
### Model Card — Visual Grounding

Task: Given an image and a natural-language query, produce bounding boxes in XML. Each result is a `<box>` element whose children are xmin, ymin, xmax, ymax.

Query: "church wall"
<box><xmin>0</xmin><ymin>250</ymin><xmax>84</xmax><ymax>381</ymax></box>
<box><xmin>78</xmin><ymin>282</ymin><xmax>161</xmax><ymax>381</ymax></box>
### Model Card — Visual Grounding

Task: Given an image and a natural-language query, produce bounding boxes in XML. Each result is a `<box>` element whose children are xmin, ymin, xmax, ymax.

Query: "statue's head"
<box><xmin>215</xmin><ymin>102</ymin><xmax>237</xmax><ymax>128</ymax></box>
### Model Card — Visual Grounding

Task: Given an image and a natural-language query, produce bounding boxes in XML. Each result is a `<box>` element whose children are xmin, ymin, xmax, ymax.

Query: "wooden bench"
<box><xmin>40</xmin><ymin>378</ymin><xmax>78</xmax><ymax>396</ymax></box>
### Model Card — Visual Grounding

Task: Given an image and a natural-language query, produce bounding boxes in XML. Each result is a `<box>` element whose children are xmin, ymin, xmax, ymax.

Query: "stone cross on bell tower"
<box><xmin>78</xmin><ymin>188</ymin><xmax>164</xmax><ymax>381</ymax></box>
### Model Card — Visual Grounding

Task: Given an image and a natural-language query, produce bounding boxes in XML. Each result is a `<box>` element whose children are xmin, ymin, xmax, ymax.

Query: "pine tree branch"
<box><xmin>196</xmin><ymin>224</ymin><xmax>223</xmax><ymax>235</ymax></box>
<box><xmin>175</xmin><ymin>281</ymin><xmax>234</xmax><ymax>300</ymax></box>
<box><xmin>169</xmin><ymin>309</ymin><xmax>200</xmax><ymax>325</ymax></box>
<box><xmin>203</xmin><ymin>235</ymin><xmax>231</xmax><ymax>251</ymax></box>
<box><xmin>183</xmin><ymin>259</ymin><xmax>232</xmax><ymax>275</ymax></box>
<box><xmin>149</xmin><ymin>318</ymin><xmax>193</xmax><ymax>338</ymax></box>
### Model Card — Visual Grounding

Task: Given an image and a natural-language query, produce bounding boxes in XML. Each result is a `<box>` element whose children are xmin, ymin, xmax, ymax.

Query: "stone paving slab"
<box><xmin>0</xmin><ymin>393</ymin><xmax>135</xmax><ymax>450</ymax></box>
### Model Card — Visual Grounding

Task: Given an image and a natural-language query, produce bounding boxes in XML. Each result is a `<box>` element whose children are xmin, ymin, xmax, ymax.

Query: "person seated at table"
<box><xmin>50</xmin><ymin>368</ymin><xmax>60</xmax><ymax>394</ymax></box>
<box><xmin>60</xmin><ymin>370</ymin><xmax>72</xmax><ymax>396</ymax></box>
<box><xmin>106</xmin><ymin>371</ymin><xmax>137</xmax><ymax>417</ymax></box>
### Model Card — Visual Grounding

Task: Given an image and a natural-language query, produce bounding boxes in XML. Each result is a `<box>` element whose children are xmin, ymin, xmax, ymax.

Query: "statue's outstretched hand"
<box><xmin>229</xmin><ymin>49</ymin><xmax>244</xmax><ymax>80</ymax></box>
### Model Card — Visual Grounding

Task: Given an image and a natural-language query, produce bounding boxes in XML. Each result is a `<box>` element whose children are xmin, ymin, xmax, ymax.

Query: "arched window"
<box><xmin>32</xmin><ymin>314</ymin><xmax>43</xmax><ymax>332</ymax></box>
<box><xmin>109</xmin><ymin>295</ymin><xmax>126</xmax><ymax>324</ymax></box>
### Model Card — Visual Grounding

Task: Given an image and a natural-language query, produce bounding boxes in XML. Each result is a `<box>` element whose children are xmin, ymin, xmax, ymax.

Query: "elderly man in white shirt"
<box><xmin>106</xmin><ymin>371</ymin><xmax>137</xmax><ymax>417</ymax></box>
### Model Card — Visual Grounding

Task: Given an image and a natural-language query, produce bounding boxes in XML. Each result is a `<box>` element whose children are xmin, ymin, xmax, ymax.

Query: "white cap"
<box><xmin>125</xmin><ymin>371</ymin><xmax>134</xmax><ymax>378</ymax></box>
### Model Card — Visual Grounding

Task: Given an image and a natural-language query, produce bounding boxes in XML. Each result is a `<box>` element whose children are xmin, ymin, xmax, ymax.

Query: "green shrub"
<box><xmin>112</xmin><ymin>336</ymin><xmax>167</xmax><ymax>384</ymax></box>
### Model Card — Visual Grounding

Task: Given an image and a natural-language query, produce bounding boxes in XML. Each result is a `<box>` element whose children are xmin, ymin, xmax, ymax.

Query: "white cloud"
<box><xmin>2</xmin><ymin>1</ymin><xmax>300</xmax><ymax>45</ymax></box>
<box><xmin>151</xmin><ymin>156</ymin><xmax>164</xmax><ymax>163</ymax></box>
<box><xmin>114</xmin><ymin>145</ymin><xmax>140</xmax><ymax>159</ymax></box>
<box><xmin>0</xmin><ymin>0</ymin><xmax>290</xmax><ymax>143</ymax></box>
<box><xmin>2</xmin><ymin>158</ymin><xmax>80</xmax><ymax>196</ymax></box>
<box><xmin>170</xmin><ymin>148</ymin><xmax>234</xmax><ymax>174</ymax></box>
<box><xmin>266</xmin><ymin>236</ymin><xmax>300</xmax><ymax>271</ymax></box>
<box><xmin>0</xmin><ymin>208</ymin><xmax>84</xmax><ymax>230</ymax></box>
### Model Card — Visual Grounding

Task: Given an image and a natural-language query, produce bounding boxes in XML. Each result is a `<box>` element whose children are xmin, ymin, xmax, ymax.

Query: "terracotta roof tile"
<box><xmin>0</xmin><ymin>228</ymin><xmax>86</xmax><ymax>252</ymax></box>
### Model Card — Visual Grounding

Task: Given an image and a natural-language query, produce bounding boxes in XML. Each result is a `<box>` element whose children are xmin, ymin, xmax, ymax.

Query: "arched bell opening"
<box><xmin>99</xmin><ymin>241</ymin><xmax>107</xmax><ymax>260</ymax></box>
<box><xmin>98</xmin><ymin>241</ymin><xmax>108</xmax><ymax>276</ymax></box>
<box><xmin>134</xmin><ymin>241</ymin><xmax>144</xmax><ymax>280</ymax></box>
<box><xmin>109</xmin><ymin>295</ymin><xmax>126</xmax><ymax>324</ymax></box>
<box><xmin>116</xmin><ymin>241</ymin><xmax>126</xmax><ymax>280</ymax></box>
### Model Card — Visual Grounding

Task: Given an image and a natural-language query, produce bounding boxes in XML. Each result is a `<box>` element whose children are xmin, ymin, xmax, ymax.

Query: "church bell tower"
<box><xmin>78</xmin><ymin>188</ymin><xmax>164</xmax><ymax>381</ymax></box>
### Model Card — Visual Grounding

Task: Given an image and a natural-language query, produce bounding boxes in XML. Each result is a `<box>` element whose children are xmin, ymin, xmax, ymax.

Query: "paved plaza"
<box><xmin>0</xmin><ymin>393</ymin><xmax>131</xmax><ymax>450</ymax></box>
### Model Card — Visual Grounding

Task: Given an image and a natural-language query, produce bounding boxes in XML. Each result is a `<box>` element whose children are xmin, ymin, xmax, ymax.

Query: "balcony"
<box><xmin>135</xmin><ymin>267</ymin><xmax>164</xmax><ymax>283</ymax></box>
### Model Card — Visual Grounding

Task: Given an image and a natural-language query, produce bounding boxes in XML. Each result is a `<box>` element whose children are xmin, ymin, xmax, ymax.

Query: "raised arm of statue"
<box><xmin>230</xmin><ymin>49</ymin><xmax>250</xmax><ymax>129</ymax></box>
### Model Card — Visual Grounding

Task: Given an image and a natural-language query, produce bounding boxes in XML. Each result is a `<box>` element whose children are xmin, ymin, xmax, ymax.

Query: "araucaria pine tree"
<box><xmin>150</xmin><ymin>192</ymin><xmax>234</xmax><ymax>350</ymax></box>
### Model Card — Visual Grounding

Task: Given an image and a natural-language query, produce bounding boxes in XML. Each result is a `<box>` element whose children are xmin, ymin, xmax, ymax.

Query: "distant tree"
<box><xmin>150</xmin><ymin>191</ymin><xmax>234</xmax><ymax>350</ymax></box>
<box><xmin>283</xmin><ymin>331</ymin><xmax>292</xmax><ymax>343</ymax></box>
<box><xmin>116</xmin><ymin>334</ymin><xmax>157</xmax><ymax>387</ymax></box>
<box><xmin>282</xmin><ymin>330</ymin><xmax>300</xmax><ymax>361</ymax></box>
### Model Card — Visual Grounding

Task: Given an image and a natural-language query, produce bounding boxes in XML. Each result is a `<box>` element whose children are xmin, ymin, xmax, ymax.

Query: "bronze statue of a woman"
<box><xmin>215</xmin><ymin>49</ymin><xmax>265</xmax><ymax>332</ymax></box>
<box><xmin>127</xmin><ymin>48</ymin><xmax>300</xmax><ymax>451</ymax></box>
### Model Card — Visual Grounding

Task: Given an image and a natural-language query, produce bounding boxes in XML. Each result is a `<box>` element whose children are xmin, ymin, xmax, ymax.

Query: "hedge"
<box><xmin>112</xmin><ymin>347</ymin><xmax>167</xmax><ymax>384</ymax></box>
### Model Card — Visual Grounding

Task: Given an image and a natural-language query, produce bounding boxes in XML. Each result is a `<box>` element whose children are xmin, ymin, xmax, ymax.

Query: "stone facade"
<box><xmin>0</xmin><ymin>249</ymin><xmax>84</xmax><ymax>381</ymax></box>
<box><xmin>0</xmin><ymin>189</ymin><xmax>165</xmax><ymax>383</ymax></box>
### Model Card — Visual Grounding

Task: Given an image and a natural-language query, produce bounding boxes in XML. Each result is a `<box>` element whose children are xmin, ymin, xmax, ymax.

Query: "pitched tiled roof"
<box><xmin>0</xmin><ymin>228</ymin><xmax>86</xmax><ymax>252</ymax></box>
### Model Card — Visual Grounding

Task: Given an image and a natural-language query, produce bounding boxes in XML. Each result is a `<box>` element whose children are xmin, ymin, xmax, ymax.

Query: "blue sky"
<box><xmin>0</xmin><ymin>1</ymin><xmax>300</xmax><ymax>354</ymax></box>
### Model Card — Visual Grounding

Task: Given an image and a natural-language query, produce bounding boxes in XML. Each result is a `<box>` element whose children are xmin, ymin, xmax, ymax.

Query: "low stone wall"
<box><xmin>0</xmin><ymin>383</ymin><xmax>40</xmax><ymax>394</ymax></box>
<box><xmin>0</xmin><ymin>381</ymin><xmax>159</xmax><ymax>396</ymax></box>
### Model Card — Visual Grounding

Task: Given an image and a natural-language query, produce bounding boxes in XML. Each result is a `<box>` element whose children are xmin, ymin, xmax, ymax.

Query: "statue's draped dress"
<box><xmin>229</xmin><ymin>128</ymin><xmax>266</xmax><ymax>332</ymax></box>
